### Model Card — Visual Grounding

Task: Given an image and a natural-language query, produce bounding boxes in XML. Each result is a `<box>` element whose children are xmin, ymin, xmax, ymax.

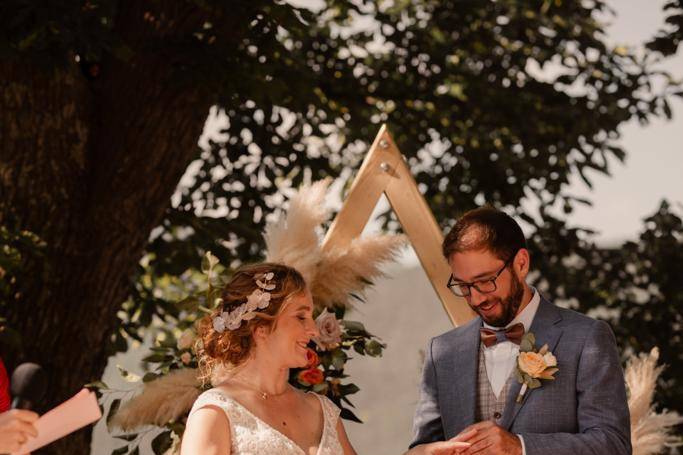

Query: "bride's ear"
<box><xmin>252</xmin><ymin>324</ymin><xmax>268</xmax><ymax>342</ymax></box>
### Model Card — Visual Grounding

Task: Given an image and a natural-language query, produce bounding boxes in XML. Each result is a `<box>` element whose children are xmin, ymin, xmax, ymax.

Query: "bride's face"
<box><xmin>263</xmin><ymin>290</ymin><xmax>319</xmax><ymax>368</ymax></box>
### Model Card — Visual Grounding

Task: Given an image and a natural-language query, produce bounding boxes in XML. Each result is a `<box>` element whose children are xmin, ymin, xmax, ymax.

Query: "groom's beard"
<box><xmin>474</xmin><ymin>273</ymin><xmax>525</xmax><ymax>327</ymax></box>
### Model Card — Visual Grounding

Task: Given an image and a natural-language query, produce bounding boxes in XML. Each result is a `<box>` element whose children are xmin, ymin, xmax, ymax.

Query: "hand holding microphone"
<box><xmin>0</xmin><ymin>363</ymin><xmax>46</xmax><ymax>454</ymax></box>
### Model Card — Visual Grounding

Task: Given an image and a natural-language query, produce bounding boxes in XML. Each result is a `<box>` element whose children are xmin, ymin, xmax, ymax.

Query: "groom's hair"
<box><xmin>442</xmin><ymin>206</ymin><xmax>527</xmax><ymax>262</ymax></box>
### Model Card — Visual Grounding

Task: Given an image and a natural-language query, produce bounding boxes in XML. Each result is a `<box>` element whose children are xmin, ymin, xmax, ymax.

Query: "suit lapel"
<box><xmin>500</xmin><ymin>297</ymin><xmax>563</xmax><ymax>430</ymax></box>
<box><xmin>447</xmin><ymin>318</ymin><xmax>481</xmax><ymax>436</ymax></box>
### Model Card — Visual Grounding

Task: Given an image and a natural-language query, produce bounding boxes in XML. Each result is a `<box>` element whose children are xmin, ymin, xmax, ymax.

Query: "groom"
<box><xmin>410</xmin><ymin>207</ymin><xmax>631</xmax><ymax>454</ymax></box>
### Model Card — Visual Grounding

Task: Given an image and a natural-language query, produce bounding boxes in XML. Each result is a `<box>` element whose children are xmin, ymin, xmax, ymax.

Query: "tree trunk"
<box><xmin>0</xmin><ymin>4</ymin><xmax>215</xmax><ymax>452</ymax></box>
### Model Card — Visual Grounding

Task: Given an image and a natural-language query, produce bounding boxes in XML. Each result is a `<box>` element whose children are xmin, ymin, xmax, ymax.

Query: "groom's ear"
<box><xmin>513</xmin><ymin>248</ymin><xmax>531</xmax><ymax>278</ymax></box>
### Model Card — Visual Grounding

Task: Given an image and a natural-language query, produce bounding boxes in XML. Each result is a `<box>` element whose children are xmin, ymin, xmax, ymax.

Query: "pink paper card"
<box><xmin>13</xmin><ymin>388</ymin><xmax>102</xmax><ymax>454</ymax></box>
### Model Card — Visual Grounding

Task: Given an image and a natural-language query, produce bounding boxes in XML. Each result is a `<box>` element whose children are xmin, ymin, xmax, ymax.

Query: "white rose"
<box><xmin>313</xmin><ymin>309</ymin><xmax>342</xmax><ymax>351</ymax></box>
<box><xmin>177</xmin><ymin>329</ymin><xmax>195</xmax><ymax>350</ymax></box>
<box><xmin>180</xmin><ymin>352</ymin><xmax>192</xmax><ymax>365</ymax></box>
<box><xmin>543</xmin><ymin>352</ymin><xmax>557</xmax><ymax>368</ymax></box>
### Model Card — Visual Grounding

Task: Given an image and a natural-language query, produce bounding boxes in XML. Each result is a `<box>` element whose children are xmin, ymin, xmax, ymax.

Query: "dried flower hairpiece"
<box><xmin>212</xmin><ymin>272</ymin><xmax>276</xmax><ymax>332</ymax></box>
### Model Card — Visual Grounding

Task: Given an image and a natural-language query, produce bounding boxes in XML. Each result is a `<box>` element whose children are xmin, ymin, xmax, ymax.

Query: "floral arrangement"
<box><xmin>99</xmin><ymin>180</ymin><xmax>405</xmax><ymax>454</ymax></box>
<box><xmin>514</xmin><ymin>332</ymin><xmax>558</xmax><ymax>402</ymax></box>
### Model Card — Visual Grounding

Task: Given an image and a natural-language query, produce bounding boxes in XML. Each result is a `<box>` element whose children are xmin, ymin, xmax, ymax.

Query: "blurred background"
<box><xmin>1</xmin><ymin>0</ymin><xmax>681</xmax><ymax>453</ymax></box>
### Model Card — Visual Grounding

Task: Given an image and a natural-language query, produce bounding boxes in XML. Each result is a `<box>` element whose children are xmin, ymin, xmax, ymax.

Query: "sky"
<box><xmin>566</xmin><ymin>0</ymin><xmax>683</xmax><ymax>244</ymax></box>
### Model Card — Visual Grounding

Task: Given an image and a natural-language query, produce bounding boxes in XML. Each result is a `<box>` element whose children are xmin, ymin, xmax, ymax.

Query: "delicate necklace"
<box><xmin>231</xmin><ymin>376</ymin><xmax>289</xmax><ymax>400</ymax></box>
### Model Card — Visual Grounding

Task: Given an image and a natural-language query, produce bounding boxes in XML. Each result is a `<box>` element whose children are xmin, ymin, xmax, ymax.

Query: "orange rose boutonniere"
<box><xmin>515</xmin><ymin>332</ymin><xmax>558</xmax><ymax>402</ymax></box>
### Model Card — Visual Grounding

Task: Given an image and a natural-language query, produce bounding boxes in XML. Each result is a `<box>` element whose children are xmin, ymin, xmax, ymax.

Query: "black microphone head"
<box><xmin>10</xmin><ymin>362</ymin><xmax>47</xmax><ymax>409</ymax></box>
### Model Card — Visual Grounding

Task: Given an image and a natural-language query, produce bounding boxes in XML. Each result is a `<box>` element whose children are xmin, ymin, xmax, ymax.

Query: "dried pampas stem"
<box><xmin>264</xmin><ymin>179</ymin><xmax>330</xmax><ymax>285</ymax></box>
<box><xmin>310</xmin><ymin>234</ymin><xmax>406</xmax><ymax>308</ymax></box>
<box><xmin>265</xmin><ymin>179</ymin><xmax>406</xmax><ymax>309</ymax></box>
<box><xmin>110</xmin><ymin>368</ymin><xmax>201</xmax><ymax>431</ymax></box>
<box><xmin>626</xmin><ymin>347</ymin><xmax>683</xmax><ymax>455</ymax></box>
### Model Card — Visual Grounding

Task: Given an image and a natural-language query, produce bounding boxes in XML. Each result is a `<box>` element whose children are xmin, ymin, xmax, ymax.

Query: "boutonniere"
<box><xmin>515</xmin><ymin>332</ymin><xmax>558</xmax><ymax>403</ymax></box>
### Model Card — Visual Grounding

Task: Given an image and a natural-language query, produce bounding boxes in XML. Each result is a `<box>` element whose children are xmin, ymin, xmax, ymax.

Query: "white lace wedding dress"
<box><xmin>188</xmin><ymin>388</ymin><xmax>345</xmax><ymax>455</ymax></box>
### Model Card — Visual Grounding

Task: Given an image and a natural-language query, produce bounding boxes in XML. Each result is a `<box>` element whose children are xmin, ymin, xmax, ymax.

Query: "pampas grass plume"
<box><xmin>110</xmin><ymin>368</ymin><xmax>201</xmax><ymax>431</ymax></box>
<box><xmin>311</xmin><ymin>234</ymin><xmax>406</xmax><ymax>308</ymax></box>
<box><xmin>626</xmin><ymin>347</ymin><xmax>683</xmax><ymax>455</ymax></box>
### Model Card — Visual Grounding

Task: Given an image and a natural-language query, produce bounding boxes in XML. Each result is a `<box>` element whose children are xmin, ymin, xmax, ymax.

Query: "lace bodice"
<box><xmin>188</xmin><ymin>388</ymin><xmax>344</xmax><ymax>455</ymax></box>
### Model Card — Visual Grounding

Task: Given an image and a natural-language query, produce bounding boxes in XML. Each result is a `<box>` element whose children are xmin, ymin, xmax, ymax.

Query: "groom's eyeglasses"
<box><xmin>446</xmin><ymin>253</ymin><xmax>516</xmax><ymax>297</ymax></box>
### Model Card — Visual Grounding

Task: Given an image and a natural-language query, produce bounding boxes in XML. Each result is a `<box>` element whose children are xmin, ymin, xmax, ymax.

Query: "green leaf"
<box><xmin>341</xmin><ymin>320</ymin><xmax>366</xmax><ymax>332</ymax></box>
<box><xmin>151</xmin><ymin>430</ymin><xmax>173</xmax><ymax>454</ymax></box>
<box><xmin>143</xmin><ymin>353</ymin><xmax>174</xmax><ymax>363</ymax></box>
<box><xmin>338</xmin><ymin>383</ymin><xmax>360</xmax><ymax>395</ymax></box>
<box><xmin>364</xmin><ymin>339</ymin><xmax>383</xmax><ymax>357</ymax></box>
<box><xmin>142</xmin><ymin>372</ymin><xmax>161</xmax><ymax>383</ymax></box>
<box><xmin>340</xmin><ymin>407</ymin><xmax>362</xmax><ymax>423</ymax></box>
<box><xmin>111</xmin><ymin>446</ymin><xmax>128</xmax><ymax>455</ymax></box>
<box><xmin>515</xmin><ymin>369</ymin><xmax>524</xmax><ymax>383</ymax></box>
<box><xmin>331</xmin><ymin>349</ymin><xmax>347</xmax><ymax>370</ymax></box>
<box><xmin>114</xmin><ymin>434</ymin><xmax>138</xmax><ymax>441</ymax></box>
<box><xmin>85</xmin><ymin>380</ymin><xmax>109</xmax><ymax>391</ymax></box>
<box><xmin>519</xmin><ymin>339</ymin><xmax>533</xmax><ymax>352</ymax></box>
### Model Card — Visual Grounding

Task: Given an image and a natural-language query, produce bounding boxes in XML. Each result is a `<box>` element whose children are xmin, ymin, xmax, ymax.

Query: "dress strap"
<box><xmin>315</xmin><ymin>394</ymin><xmax>341</xmax><ymax>426</ymax></box>
<box><xmin>189</xmin><ymin>388</ymin><xmax>240</xmax><ymax>419</ymax></box>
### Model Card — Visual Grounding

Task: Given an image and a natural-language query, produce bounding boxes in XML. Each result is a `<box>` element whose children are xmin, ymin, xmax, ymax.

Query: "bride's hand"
<box><xmin>407</xmin><ymin>429</ymin><xmax>476</xmax><ymax>455</ymax></box>
<box><xmin>422</xmin><ymin>439</ymin><xmax>470</xmax><ymax>455</ymax></box>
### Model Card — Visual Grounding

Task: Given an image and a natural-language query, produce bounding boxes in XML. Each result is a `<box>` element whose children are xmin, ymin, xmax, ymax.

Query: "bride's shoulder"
<box><xmin>305</xmin><ymin>392</ymin><xmax>340</xmax><ymax>419</ymax></box>
<box><xmin>190</xmin><ymin>387</ymin><xmax>239</xmax><ymax>415</ymax></box>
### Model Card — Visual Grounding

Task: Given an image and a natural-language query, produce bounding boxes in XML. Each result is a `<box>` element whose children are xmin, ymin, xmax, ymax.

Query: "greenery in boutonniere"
<box><xmin>515</xmin><ymin>332</ymin><xmax>558</xmax><ymax>403</ymax></box>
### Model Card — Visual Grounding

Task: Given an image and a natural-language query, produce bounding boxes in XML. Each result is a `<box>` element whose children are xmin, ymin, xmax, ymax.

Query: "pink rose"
<box><xmin>313</xmin><ymin>309</ymin><xmax>342</xmax><ymax>351</ymax></box>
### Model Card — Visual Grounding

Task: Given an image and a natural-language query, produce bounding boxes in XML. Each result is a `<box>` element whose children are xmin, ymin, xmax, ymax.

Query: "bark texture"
<box><xmin>0</xmin><ymin>3</ymin><xmax>216</xmax><ymax>452</ymax></box>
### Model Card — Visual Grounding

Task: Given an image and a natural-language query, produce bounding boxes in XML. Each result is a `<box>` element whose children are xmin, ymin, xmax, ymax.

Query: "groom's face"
<box><xmin>448</xmin><ymin>248</ymin><xmax>526</xmax><ymax>327</ymax></box>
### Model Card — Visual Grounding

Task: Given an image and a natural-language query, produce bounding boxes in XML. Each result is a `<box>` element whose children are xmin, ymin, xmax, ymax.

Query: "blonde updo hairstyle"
<box><xmin>196</xmin><ymin>262</ymin><xmax>307</xmax><ymax>384</ymax></box>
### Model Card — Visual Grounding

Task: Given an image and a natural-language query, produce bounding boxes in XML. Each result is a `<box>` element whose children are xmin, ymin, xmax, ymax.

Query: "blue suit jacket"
<box><xmin>410</xmin><ymin>297</ymin><xmax>631</xmax><ymax>454</ymax></box>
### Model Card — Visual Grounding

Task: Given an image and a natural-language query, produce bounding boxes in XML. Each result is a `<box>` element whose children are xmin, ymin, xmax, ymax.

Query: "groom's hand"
<box><xmin>456</xmin><ymin>421</ymin><xmax>521</xmax><ymax>455</ymax></box>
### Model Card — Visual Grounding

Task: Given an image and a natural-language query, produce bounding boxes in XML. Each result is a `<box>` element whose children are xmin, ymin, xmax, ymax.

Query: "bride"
<box><xmin>181</xmin><ymin>262</ymin><xmax>470</xmax><ymax>455</ymax></box>
<box><xmin>181</xmin><ymin>263</ymin><xmax>355</xmax><ymax>455</ymax></box>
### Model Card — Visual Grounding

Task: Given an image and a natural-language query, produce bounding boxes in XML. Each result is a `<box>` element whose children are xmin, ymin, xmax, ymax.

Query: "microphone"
<box><xmin>10</xmin><ymin>362</ymin><xmax>47</xmax><ymax>410</ymax></box>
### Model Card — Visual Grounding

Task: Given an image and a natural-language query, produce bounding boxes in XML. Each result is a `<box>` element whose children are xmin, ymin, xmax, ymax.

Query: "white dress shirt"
<box><xmin>481</xmin><ymin>289</ymin><xmax>540</xmax><ymax>455</ymax></box>
<box><xmin>481</xmin><ymin>289</ymin><xmax>540</xmax><ymax>397</ymax></box>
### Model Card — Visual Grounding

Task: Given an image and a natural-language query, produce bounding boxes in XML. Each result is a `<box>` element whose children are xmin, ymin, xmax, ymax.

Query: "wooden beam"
<box><xmin>383</xmin><ymin>144</ymin><xmax>475</xmax><ymax>326</ymax></box>
<box><xmin>322</xmin><ymin>125</ymin><xmax>401</xmax><ymax>250</ymax></box>
<box><xmin>321</xmin><ymin>125</ymin><xmax>475</xmax><ymax>326</ymax></box>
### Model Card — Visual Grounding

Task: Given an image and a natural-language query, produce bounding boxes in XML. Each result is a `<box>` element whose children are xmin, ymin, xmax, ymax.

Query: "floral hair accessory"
<box><xmin>213</xmin><ymin>272</ymin><xmax>276</xmax><ymax>332</ymax></box>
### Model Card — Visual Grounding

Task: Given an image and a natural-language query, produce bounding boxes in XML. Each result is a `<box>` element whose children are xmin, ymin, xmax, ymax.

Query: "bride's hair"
<box><xmin>195</xmin><ymin>262</ymin><xmax>307</xmax><ymax>384</ymax></box>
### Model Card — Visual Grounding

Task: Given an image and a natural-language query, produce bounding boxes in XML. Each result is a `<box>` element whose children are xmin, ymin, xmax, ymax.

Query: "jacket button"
<box><xmin>493</xmin><ymin>412</ymin><xmax>502</xmax><ymax>419</ymax></box>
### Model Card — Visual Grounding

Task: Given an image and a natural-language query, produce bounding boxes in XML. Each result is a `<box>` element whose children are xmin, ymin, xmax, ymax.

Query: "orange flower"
<box><xmin>305</xmin><ymin>348</ymin><xmax>319</xmax><ymax>368</ymax></box>
<box><xmin>298</xmin><ymin>367</ymin><xmax>324</xmax><ymax>386</ymax></box>
<box><xmin>518</xmin><ymin>351</ymin><xmax>547</xmax><ymax>378</ymax></box>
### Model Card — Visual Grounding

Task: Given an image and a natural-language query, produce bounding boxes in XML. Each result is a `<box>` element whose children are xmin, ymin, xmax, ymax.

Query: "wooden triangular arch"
<box><xmin>321</xmin><ymin>125</ymin><xmax>475</xmax><ymax>326</ymax></box>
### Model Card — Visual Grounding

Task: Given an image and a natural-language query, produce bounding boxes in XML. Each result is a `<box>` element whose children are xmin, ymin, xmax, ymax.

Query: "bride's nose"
<box><xmin>307</xmin><ymin>319</ymin><xmax>320</xmax><ymax>337</ymax></box>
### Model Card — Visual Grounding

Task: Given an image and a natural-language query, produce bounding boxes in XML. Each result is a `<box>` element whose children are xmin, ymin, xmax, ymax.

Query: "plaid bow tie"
<box><xmin>479</xmin><ymin>322</ymin><xmax>525</xmax><ymax>348</ymax></box>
